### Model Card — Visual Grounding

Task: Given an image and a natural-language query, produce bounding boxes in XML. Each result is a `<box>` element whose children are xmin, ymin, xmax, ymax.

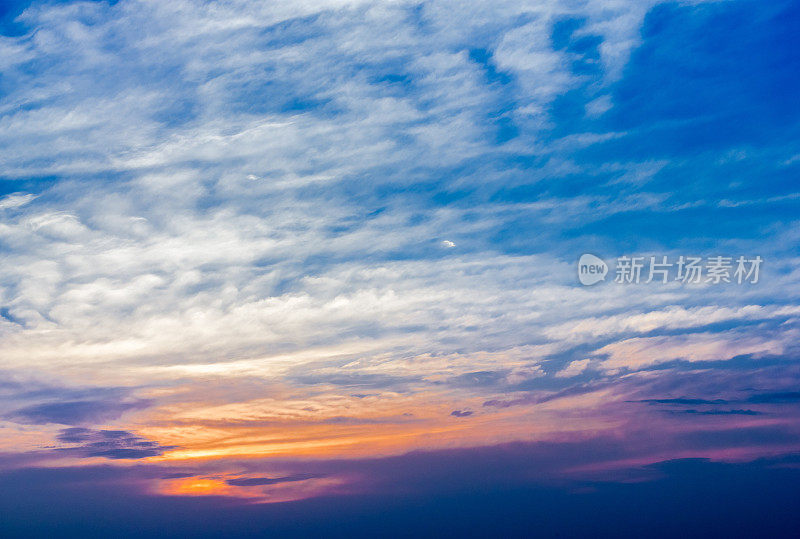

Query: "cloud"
<box><xmin>637</xmin><ymin>398</ymin><xmax>729</xmax><ymax>406</ymax></box>
<box><xmin>555</xmin><ymin>359</ymin><xmax>592</xmax><ymax>378</ymax></box>
<box><xmin>593</xmin><ymin>330</ymin><xmax>792</xmax><ymax>373</ymax></box>
<box><xmin>0</xmin><ymin>0</ymin><xmax>796</xmax><ymax>408</ymax></box>
<box><xmin>226</xmin><ymin>473</ymin><xmax>323</xmax><ymax>487</ymax></box>
<box><xmin>746</xmin><ymin>392</ymin><xmax>800</xmax><ymax>404</ymax></box>
<box><xmin>0</xmin><ymin>192</ymin><xmax>36</xmax><ymax>209</ymax></box>
<box><xmin>56</xmin><ymin>428</ymin><xmax>175</xmax><ymax>459</ymax></box>
<box><xmin>665</xmin><ymin>409</ymin><xmax>762</xmax><ymax>416</ymax></box>
<box><xmin>6</xmin><ymin>399</ymin><xmax>150</xmax><ymax>426</ymax></box>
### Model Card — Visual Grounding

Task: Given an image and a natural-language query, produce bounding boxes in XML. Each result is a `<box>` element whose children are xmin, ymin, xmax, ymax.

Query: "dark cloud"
<box><xmin>226</xmin><ymin>473</ymin><xmax>322</xmax><ymax>487</ymax></box>
<box><xmin>6</xmin><ymin>399</ymin><xmax>150</xmax><ymax>426</ymax></box>
<box><xmin>664</xmin><ymin>409</ymin><xmax>762</xmax><ymax>416</ymax></box>
<box><xmin>635</xmin><ymin>390</ymin><xmax>800</xmax><ymax>408</ymax></box>
<box><xmin>161</xmin><ymin>472</ymin><xmax>195</xmax><ymax>479</ymax></box>
<box><xmin>0</xmin><ymin>374</ymin><xmax>140</xmax><ymax>404</ymax></box>
<box><xmin>483</xmin><ymin>397</ymin><xmax>528</xmax><ymax>408</ymax></box>
<box><xmin>56</xmin><ymin>428</ymin><xmax>175</xmax><ymax>460</ymax></box>
<box><xmin>636</xmin><ymin>398</ymin><xmax>729</xmax><ymax>406</ymax></box>
<box><xmin>483</xmin><ymin>382</ymin><xmax>610</xmax><ymax>408</ymax></box>
<box><xmin>746</xmin><ymin>392</ymin><xmax>800</xmax><ymax>404</ymax></box>
<box><xmin>450</xmin><ymin>410</ymin><xmax>473</xmax><ymax>417</ymax></box>
<box><xmin>0</xmin><ymin>376</ymin><xmax>153</xmax><ymax>427</ymax></box>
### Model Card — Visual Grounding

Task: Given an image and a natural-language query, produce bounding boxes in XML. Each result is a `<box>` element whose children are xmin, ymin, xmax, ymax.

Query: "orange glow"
<box><xmin>118</xmin><ymin>383</ymin><xmax>624</xmax><ymax>465</ymax></box>
<box><xmin>157</xmin><ymin>475</ymin><xmax>348</xmax><ymax>504</ymax></box>
<box><xmin>160</xmin><ymin>478</ymin><xmax>235</xmax><ymax>497</ymax></box>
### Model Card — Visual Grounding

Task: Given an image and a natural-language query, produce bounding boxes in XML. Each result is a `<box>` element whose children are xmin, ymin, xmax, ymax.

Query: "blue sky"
<box><xmin>0</xmin><ymin>0</ymin><xmax>799</xmax><ymax>536</ymax></box>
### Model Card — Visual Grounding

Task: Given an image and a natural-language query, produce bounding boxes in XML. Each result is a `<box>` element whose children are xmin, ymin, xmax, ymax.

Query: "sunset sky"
<box><xmin>1</xmin><ymin>0</ymin><xmax>799</xmax><ymax>536</ymax></box>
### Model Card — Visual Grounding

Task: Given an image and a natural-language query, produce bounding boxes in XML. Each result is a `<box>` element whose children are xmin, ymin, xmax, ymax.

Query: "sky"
<box><xmin>0</xmin><ymin>0</ymin><xmax>799</xmax><ymax>536</ymax></box>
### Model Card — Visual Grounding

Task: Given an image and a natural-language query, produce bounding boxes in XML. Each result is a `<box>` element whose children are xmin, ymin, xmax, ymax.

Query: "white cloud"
<box><xmin>555</xmin><ymin>359</ymin><xmax>592</xmax><ymax>378</ymax></box>
<box><xmin>594</xmin><ymin>330</ymin><xmax>794</xmax><ymax>374</ymax></box>
<box><xmin>0</xmin><ymin>0</ymin><xmax>792</xmax><ymax>410</ymax></box>
<box><xmin>0</xmin><ymin>193</ymin><xmax>37</xmax><ymax>210</ymax></box>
